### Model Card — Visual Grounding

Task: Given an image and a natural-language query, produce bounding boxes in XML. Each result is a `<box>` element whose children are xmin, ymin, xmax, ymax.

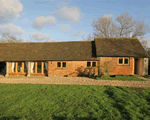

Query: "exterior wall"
<box><xmin>142</xmin><ymin>58</ymin><xmax>149</xmax><ymax>76</ymax></box>
<box><xmin>98</xmin><ymin>57</ymin><xmax>134</xmax><ymax>75</ymax></box>
<box><xmin>136</xmin><ymin>58</ymin><xmax>148</xmax><ymax>76</ymax></box>
<box><xmin>48</xmin><ymin>61</ymin><xmax>98</xmax><ymax>77</ymax></box>
<box><xmin>137</xmin><ymin>58</ymin><xmax>143</xmax><ymax>75</ymax></box>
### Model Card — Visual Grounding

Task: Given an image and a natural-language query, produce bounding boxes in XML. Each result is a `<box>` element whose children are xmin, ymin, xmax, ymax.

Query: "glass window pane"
<box><xmin>63</xmin><ymin>62</ymin><xmax>66</xmax><ymax>67</ymax></box>
<box><xmin>44</xmin><ymin>62</ymin><xmax>48</xmax><ymax>73</ymax></box>
<box><xmin>37</xmin><ymin>62</ymin><xmax>41</xmax><ymax>73</ymax></box>
<box><xmin>119</xmin><ymin>58</ymin><xmax>123</xmax><ymax>64</ymax></box>
<box><xmin>57</xmin><ymin>62</ymin><xmax>61</xmax><ymax>67</ymax></box>
<box><xmin>92</xmin><ymin>62</ymin><xmax>96</xmax><ymax>67</ymax></box>
<box><xmin>87</xmin><ymin>62</ymin><xmax>91</xmax><ymax>67</ymax></box>
<box><xmin>124</xmin><ymin>58</ymin><xmax>129</xmax><ymax>64</ymax></box>
<box><xmin>18</xmin><ymin>62</ymin><xmax>22</xmax><ymax>72</ymax></box>
<box><xmin>24</xmin><ymin>62</ymin><xmax>27</xmax><ymax>73</ymax></box>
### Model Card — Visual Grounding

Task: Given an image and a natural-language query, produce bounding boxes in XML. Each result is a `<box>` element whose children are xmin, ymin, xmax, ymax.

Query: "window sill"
<box><xmin>87</xmin><ymin>66</ymin><xmax>97</xmax><ymax>68</ymax></box>
<box><xmin>117</xmin><ymin>64</ymin><xmax>129</xmax><ymax>66</ymax></box>
<box><xmin>55</xmin><ymin>68</ymin><xmax>67</xmax><ymax>70</ymax></box>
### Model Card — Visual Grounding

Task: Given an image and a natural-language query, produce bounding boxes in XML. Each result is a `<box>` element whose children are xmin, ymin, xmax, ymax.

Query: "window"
<box><xmin>92</xmin><ymin>62</ymin><xmax>96</xmax><ymax>67</ymax></box>
<box><xmin>118</xmin><ymin>58</ymin><xmax>129</xmax><ymax>65</ymax></box>
<box><xmin>37</xmin><ymin>62</ymin><xmax>41</xmax><ymax>73</ymax></box>
<box><xmin>57</xmin><ymin>62</ymin><xmax>61</xmax><ymax>67</ymax></box>
<box><xmin>87</xmin><ymin>62</ymin><xmax>91</xmax><ymax>67</ymax></box>
<box><xmin>57</xmin><ymin>62</ymin><xmax>66</xmax><ymax>68</ymax></box>
<box><xmin>87</xmin><ymin>61</ymin><xmax>96</xmax><ymax>67</ymax></box>
<box><xmin>124</xmin><ymin>58</ymin><xmax>129</xmax><ymax>64</ymax></box>
<box><xmin>24</xmin><ymin>62</ymin><xmax>27</xmax><ymax>73</ymax></box>
<box><xmin>63</xmin><ymin>62</ymin><xmax>66</xmax><ymax>67</ymax></box>
<box><xmin>18</xmin><ymin>62</ymin><xmax>22</xmax><ymax>72</ymax></box>
<box><xmin>11</xmin><ymin>62</ymin><xmax>24</xmax><ymax>73</ymax></box>
<box><xmin>119</xmin><ymin>58</ymin><xmax>123</xmax><ymax>64</ymax></box>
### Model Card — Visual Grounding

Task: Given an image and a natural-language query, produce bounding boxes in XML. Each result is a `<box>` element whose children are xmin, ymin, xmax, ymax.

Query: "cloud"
<box><xmin>50</xmin><ymin>6</ymin><xmax>84</xmax><ymax>22</ymax></box>
<box><xmin>32</xmin><ymin>16</ymin><xmax>56</xmax><ymax>30</ymax></box>
<box><xmin>59</xmin><ymin>24</ymin><xmax>71</xmax><ymax>31</ymax></box>
<box><xmin>74</xmin><ymin>31</ymin><xmax>84</xmax><ymax>36</ymax></box>
<box><xmin>22</xmin><ymin>18</ymin><xmax>29</xmax><ymax>24</ymax></box>
<box><xmin>0</xmin><ymin>24</ymin><xmax>25</xmax><ymax>36</ymax></box>
<box><xmin>0</xmin><ymin>0</ymin><xmax>23</xmax><ymax>23</ymax></box>
<box><xmin>30</xmin><ymin>32</ymin><xmax>51</xmax><ymax>41</ymax></box>
<box><xmin>102</xmin><ymin>14</ymin><xmax>114</xmax><ymax>18</ymax></box>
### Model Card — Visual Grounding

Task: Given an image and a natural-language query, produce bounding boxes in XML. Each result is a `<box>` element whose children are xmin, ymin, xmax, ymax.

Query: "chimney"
<box><xmin>130</xmin><ymin>31</ymin><xmax>132</xmax><ymax>38</ymax></box>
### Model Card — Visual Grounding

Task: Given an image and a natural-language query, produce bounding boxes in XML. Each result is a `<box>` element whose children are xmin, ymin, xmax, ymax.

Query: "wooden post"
<box><xmin>35</xmin><ymin>62</ymin><xmax>37</xmax><ymax>74</ymax></box>
<box><xmin>132</xmin><ymin>57</ymin><xmax>134</xmax><ymax>75</ymax></box>
<box><xmin>41</xmin><ymin>62</ymin><xmax>44</xmax><ymax>74</ymax></box>
<box><xmin>15</xmin><ymin>62</ymin><xmax>18</xmax><ymax>73</ymax></box>
<box><xmin>5</xmin><ymin>62</ymin><xmax>9</xmax><ymax>77</ymax></box>
<box><xmin>22</xmin><ymin>62</ymin><xmax>24</xmax><ymax>73</ymax></box>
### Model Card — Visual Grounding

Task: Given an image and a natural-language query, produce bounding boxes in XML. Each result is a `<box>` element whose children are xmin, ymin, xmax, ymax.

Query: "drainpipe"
<box><xmin>5</xmin><ymin>62</ymin><xmax>9</xmax><ymax>77</ymax></box>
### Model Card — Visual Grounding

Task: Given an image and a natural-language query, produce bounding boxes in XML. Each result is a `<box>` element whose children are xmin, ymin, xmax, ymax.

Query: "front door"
<box><xmin>0</xmin><ymin>62</ymin><xmax>6</xmax><ymax>76</ymax></box>
<box><xmin>134</xmin><ymin>59</ymin><xmax>138</xmax><ymax>74</ymax></box>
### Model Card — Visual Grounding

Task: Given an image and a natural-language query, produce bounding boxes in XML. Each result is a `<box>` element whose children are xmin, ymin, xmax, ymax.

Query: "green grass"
<box><xmin>144</xmin><ymin>75</ymin><xmax>150</xmax><ymax>78</ymax></box>
<box><xmin>95</xmin><ymin>75</ymin><xmax>145</xmax><ymax>81</ymax></box>
<box><xmin>0</xmin><ymin>84</ymin><xmax>150</xmax><ymax>120</ymax></box>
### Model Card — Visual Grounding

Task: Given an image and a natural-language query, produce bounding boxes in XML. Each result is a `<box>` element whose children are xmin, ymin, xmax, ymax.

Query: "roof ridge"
<box><xmin>94</xmin><ymin>37</ymin><xmax>138</xmax><ymax>39</ymax></box>
<box><xmin>0</xmin><ymin>40</ymin><xmax>92</xmax><ymax>44</ymax></box>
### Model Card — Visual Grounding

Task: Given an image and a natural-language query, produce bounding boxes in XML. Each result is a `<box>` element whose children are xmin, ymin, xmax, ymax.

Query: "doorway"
<box><xmin>0</xmin><ymin>62</ymin><xmax>6</xmax><ymax>76</ymax></box>
<box><xmin>134</xmin><ymin>59</ymin><xmax>138</xmax><ymax>74</ymax></box>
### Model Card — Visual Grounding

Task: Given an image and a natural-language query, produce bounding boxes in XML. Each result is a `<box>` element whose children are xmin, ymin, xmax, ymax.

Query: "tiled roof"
<box><xmin>95</xmin><ymin>37</ymin><xmax>149</xmax><ymax>58</ymax></box>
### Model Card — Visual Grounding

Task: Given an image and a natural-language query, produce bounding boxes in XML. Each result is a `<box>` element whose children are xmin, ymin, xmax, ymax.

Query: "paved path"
<box><xmin>0</xmin><ymin>75</ymin><xmax>150</xmax><ymax>88</ymax></box>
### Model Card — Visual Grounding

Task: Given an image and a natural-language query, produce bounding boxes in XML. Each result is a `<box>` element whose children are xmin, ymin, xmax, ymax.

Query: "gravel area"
<box><xmin>0</xmin><ymin>75</ymin><xmax>150</xmax><ymax>88</ymax></box>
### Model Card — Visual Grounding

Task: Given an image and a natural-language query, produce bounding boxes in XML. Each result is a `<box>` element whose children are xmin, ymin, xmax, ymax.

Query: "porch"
<box><xmin>4</xmin><ymin>61</ymin><xmax>49</xmax><ymax>77</ymax></box>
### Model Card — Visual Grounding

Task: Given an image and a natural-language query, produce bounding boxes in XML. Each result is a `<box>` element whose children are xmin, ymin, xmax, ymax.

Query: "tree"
<box><xmin>82</xmin><ymin>33</ymin><xmax>94</xmax><ymax>41</ymax></box>
<box><xmin>92</xmin><ymin>11</ymin><xmax>150</xmax><ymax>38</ymax></box>
<box><xmin>92</xmin><ymin>12</ymin><xmax>150</xmax><ymax>51</ymax></box>
<box><xmin>0</xmin><ymin>33</ymin><xmax>24</xmax><ymax>43</ymax></box>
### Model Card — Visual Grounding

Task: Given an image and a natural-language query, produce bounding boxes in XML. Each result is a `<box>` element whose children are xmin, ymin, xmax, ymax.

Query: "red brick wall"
<box><xmin>48</xmin><ymin>61</ymin><xmax>98</xmax><ymax>77</ymax></box>
<box><xmin>99</xmin><ymin>57</ymin><xmax>134</xmax><ymax>75</ymax></box>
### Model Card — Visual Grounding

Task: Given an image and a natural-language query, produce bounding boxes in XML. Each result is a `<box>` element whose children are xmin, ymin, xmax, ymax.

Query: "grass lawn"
<box><xmin>95</xmin><ymin>75</ymin><xmax>145</xmax><ymax>81</ymax></box>
<box><xmin>144</xmin><ymin>75</ymin><xmax>150</xmax><ymax>79</ymax></box>
<box><xmin>0</xmin><ymin>84</ymin><xmax>150</xmax><ymax>120</ymax></box>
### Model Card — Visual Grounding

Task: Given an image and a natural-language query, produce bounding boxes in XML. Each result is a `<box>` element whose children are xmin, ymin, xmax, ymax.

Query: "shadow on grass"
<box><xmin>104</xmin><ymin>86</ymin><xmax>131</xmax><ymax>120</ymax></box>
<box><xmin>52</xmin><ymin>115</ymin><xmax>97</xmax><ymax>120</ymax></box>
<box><xmin>0</xmin><ymin>116</ymin><xmax>20</xmax><ymax>120</ymax></box>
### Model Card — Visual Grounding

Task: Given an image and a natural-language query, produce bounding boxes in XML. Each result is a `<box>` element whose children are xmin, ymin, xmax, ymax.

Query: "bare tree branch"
<box><xmin>82</xmin><ymin>33</ymin><xmax>94</xmax><ymax>41</ymax></box>
<box><xmin>92</xmin><ymin>11</ymin><xmax>150</xmax><ymax>38</ymax></box>
<box><xmin>0</xmin><ymin>33</ymin><xmax>24</xmax><ymax>43</ymax></box>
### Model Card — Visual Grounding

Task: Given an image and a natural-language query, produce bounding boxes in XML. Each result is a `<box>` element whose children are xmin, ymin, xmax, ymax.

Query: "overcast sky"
<box><xmin>0</xmin><ymin>0</ymin><xmax>150</xmax><ymax>45</ymax></box>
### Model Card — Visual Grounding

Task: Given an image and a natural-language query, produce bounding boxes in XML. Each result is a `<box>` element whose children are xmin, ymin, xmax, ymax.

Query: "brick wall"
<box><xmin>48</xmin><ymin>61</ymin><xmax>98</xmax><ymax>77</ymax></box>
<box><xmin>99</xmin><ymin>57</ymin><xmax>134</xmax><ymax>75</ymax></box>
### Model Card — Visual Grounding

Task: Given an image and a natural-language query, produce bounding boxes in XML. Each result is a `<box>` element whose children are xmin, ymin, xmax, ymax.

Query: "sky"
<box><xmin>0</xmin><ymin>0</ymin><xmax>150</xmax><ymax>45</ymax></box>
